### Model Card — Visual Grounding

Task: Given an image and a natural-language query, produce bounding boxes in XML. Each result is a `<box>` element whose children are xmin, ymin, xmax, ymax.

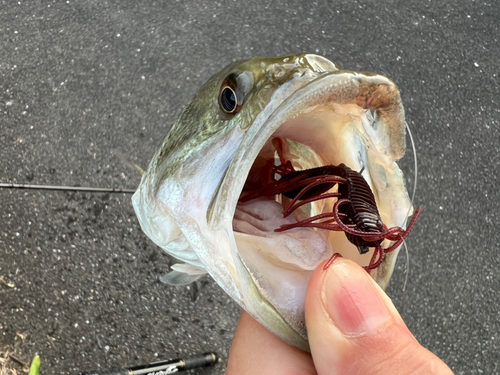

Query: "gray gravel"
<box><xmin>1</xmin><ymin>1</ymin><xmax>499</xmax><ymax>374</ymax></box>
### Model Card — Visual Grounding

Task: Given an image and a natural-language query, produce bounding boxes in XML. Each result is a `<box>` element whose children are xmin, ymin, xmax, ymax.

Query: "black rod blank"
<box><xmin>0</xmin><ymin>182</ymin><xmax>135</xmax><ymax>194</ymax></box>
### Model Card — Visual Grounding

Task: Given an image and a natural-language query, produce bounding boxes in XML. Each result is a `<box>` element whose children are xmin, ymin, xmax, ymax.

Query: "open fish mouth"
<box><xmin>132</xmin><ymin>54</ymin><xmax>415</xmax><ymax>351</ymax></box>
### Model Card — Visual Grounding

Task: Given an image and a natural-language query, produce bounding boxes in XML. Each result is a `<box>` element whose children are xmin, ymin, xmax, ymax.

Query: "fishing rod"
<box><xmin>0</xmin><ymin>150</ymin><xmax>145</xmax><ymax>194</ymax></box>
<box><xmin>0</xmin><ymin>182</ymin><xmax>135</xmax><ymax>194</ymax></box>
<box><xmin>79</xmin><ymin>352</ymin><xmax>218</xmax><ymax>375</ymax></box>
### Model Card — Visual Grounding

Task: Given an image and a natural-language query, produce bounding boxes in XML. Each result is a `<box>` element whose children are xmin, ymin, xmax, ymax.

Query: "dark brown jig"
<box><xmin>240</xmin><ymin>163</ymin><xmax>421</xmax><ymax>272</ymax></box>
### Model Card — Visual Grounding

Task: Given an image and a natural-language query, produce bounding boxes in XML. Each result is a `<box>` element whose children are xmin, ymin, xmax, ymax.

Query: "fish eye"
<box><xmin>219</xmin><ymin>86</ymin><xmax>237</xmax><ymax>114</ymax></box>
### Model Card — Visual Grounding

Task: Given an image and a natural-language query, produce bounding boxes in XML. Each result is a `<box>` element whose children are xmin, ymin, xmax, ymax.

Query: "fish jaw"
<box><xmin>133</xmin><ymin>54</ymin><xmax>413</xmax><ymax>351</ymax></box>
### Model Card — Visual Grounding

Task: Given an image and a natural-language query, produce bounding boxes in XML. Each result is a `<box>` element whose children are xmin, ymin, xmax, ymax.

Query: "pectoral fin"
<box><xmin>160</xmin><ymin>263</ymin><xmax>207</xmax><ymax>285</ymax></box>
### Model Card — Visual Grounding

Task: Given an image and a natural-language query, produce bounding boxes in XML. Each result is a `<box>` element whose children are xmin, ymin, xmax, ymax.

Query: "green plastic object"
<box><xmin>28</xmin><ymin>355</ymin><xmax>40</xmax><ymax>375</ymax></box>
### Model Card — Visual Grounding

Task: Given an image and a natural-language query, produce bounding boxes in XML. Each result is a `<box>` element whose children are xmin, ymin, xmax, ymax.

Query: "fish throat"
<box><xmin>235</xmin><ymin>133</ymin><xmax>420</xmax><ymax>272</ymax></box>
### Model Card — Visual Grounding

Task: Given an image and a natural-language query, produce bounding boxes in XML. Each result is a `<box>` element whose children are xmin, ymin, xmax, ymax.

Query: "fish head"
<box><xmin>132</xmin><ymin>54</ymin><xmax>414</xmax><ymax>351</ymax></box>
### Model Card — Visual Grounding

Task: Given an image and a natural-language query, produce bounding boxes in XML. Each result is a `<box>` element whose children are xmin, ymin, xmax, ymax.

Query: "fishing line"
<box><xmin>406</xmin><ymin>121</ymin><xmax>418</xmax><ymax>209</ymax></box>
<box><xmin>402</xmin><ymin>240</ymin><xmax>410</xmax><ymax>292</ymax></box>
<box><xmin>400</xmin><ymin>120</ymin><xmax>418</xmax><ymax>290</ymax></box>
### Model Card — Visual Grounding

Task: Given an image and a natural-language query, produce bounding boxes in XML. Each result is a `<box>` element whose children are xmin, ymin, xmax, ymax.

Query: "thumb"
<box><xmin>305</xmin><ymin>257</ymin><xmax>454</xmax><ymax>375</ymax></box>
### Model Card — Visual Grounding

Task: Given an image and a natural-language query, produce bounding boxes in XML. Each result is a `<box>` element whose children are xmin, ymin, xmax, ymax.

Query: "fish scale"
<box><xmin>132</xmin><ymin>54</ymin><xmax>416</xmax><ymax>351</ymax></box>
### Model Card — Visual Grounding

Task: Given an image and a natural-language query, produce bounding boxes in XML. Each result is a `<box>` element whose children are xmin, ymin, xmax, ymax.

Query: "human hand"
<box><xmin>225</xmin><ymin>257</ymin><xmax>454</xmax><ymax>374</ymax></box>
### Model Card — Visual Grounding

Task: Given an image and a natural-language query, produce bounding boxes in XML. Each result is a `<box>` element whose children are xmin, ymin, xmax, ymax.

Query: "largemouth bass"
<box><xmin>132</xmin><ymin>54</ymin><xmax>414</xmax><ymax>351</ymax></box>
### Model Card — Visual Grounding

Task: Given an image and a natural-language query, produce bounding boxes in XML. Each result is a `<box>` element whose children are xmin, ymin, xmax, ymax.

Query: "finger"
<box><xmin>305</xmin><ymin>257</ymin><xmax>454</xmax><ymax>375</ymax></box>
<box><xmin>225</xmin><ymin>311</ymin><xmax>316</xmax><ymax>375</ymax></box>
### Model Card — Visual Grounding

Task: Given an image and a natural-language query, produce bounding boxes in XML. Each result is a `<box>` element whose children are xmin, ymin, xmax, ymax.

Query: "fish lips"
<box><xmin>207</xmin><ymin>70</ymin><xmax>413</xmax><ymax>350</ymax></box>
<box><xmin>133</xmin><ymin>66</ymin><xmax>414</xmax><ymax>352</ymax></box>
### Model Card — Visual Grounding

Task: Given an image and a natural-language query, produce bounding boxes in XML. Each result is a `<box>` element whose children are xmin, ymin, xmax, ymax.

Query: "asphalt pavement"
<box><xmin>1</xmin><ymin>1</ymin><xmax>499</xmax><ymax>374</ymax></box>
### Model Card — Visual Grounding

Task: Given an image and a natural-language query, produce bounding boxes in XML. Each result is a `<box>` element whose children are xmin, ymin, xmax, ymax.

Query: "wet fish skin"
<box><xmin>147</xmin><ymin>54</ymin><xmax>339</xmax><ymax>195</ymax></box>
<box><xmin>135</xmin><ymin>53</ymin><xmax>340</xmax><ymax>280</ymax></box>
<box><xmin>133</xmin><ymin>54</ymin><xmax>413</xmax><ymax>352</ymax></box>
